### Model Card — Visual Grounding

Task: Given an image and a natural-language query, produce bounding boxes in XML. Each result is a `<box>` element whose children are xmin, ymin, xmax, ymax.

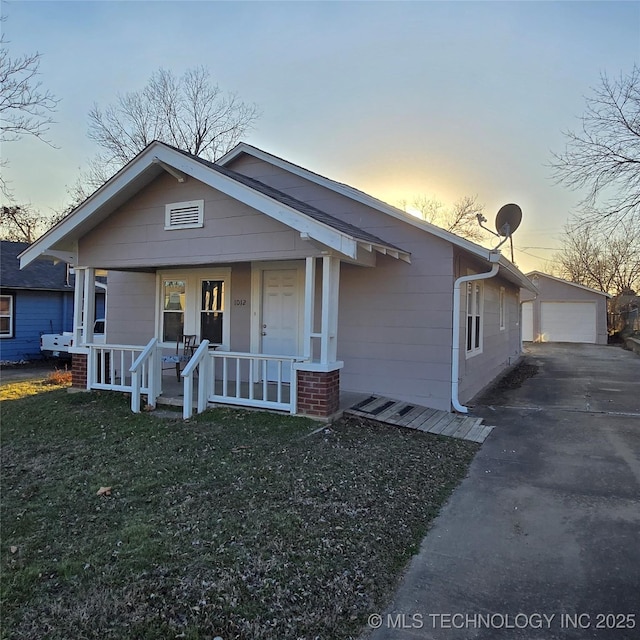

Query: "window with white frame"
<box><xmin>499</xmin><ymin>287</ymin><xmax>506</xmax><ymax>330</ymax></box>
<box><xmin>466</xmin><ymin>281</ymin><xmax>483</xmax><ymax>355</ymax></box>
<box><xmin>159</xmin><ymin>270</ymin><xmax>230</xmax><ymax>347</ymax></box>
<box><xmin>0</xmin><ymin>294</ymin><xmax>14</xmax><ymax>338</ymax></box>
<box><xmin>162</xmin><ymin>279</ymin><xmax>186</xmax><ymax>342</ymax></box>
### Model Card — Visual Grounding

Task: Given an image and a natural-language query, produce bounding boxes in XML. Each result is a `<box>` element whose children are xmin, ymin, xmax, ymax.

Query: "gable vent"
<box><xmin>165</xmin><ymin>200</ymin><xmax>204</xmax><ymax>230</ymax></box>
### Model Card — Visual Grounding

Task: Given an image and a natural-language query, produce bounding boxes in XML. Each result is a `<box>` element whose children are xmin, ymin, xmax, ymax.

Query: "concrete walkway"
<box><xmin>365</xmin><ymin>343</ymin><xmax>640</xmax><ymax>640</ymax></box>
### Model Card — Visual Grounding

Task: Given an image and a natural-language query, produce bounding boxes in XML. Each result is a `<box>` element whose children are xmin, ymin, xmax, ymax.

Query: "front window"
<box><xmin>466</xmin><ymin>282</ymin><xmax>483</xmax><ymax>356</ymax></box>
<box><xmin>162</xmin><ymin>280</ymin><xmax>186</xmax><ymax>342</ymax></box>
<box><xmin>159</xmin><ymin>270</ymin><xmax>230</xmax><ymax>347</ymax></box>
<box><xmin>200</xmin><ymin>280</ymin><xmax>224</xmax><ymax>345</ymax></box>
<box><xmin>0</xmin><ymin>295</ymin><xmax>14</xmax><ymax>338</ymax></box>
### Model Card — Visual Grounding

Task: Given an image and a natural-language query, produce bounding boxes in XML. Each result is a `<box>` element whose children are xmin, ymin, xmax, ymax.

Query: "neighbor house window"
<box><xmin>200</xmin><ymin>280</ymin><xmax>224</xmax><ymax>345</ymax></box>
<box><xmin>499</xmin><ymin>287</ymin><xmax>506</xmax><ymax>330</ymax></box>
<box><xmin>466</xmin><ymin>282</ymin><xmax>483</xmax><ymax>355</ymax></box>
<box><xmin>162</xmin><ymin>280</ymin><xmax>186</xmax><ymax>342</ymax></box>
<box><xmin>0</xmin><ymin>294</ymin><xmax>14</xmax><ymax>338</ymax></box>
<box><xmin>164</xmin><ymin>200</ymin><xmax>204</xmax><ymax>230</ymax></box>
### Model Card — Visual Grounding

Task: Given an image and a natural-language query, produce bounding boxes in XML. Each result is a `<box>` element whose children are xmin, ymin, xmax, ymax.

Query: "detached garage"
<box><xmin>521</xmin><ymin>272</ymin><xmax>609</xmax><ymax>344</ymax></box>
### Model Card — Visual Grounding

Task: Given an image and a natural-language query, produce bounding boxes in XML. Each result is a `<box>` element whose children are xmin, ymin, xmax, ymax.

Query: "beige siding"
<box><xmin>225</xmin><ymin>156</ymin><xmax>461</xmax><ymax>411</ymax></box>
<box><xmin>106</xmin><ymin>271</ymin><xmax>156</xmax><ymax>345</ymax></box>
<box><xmin>227</xmin><ymin>153</ymin><xmax>531</xmax><ymax>411</ymax></box>
<box><xmin>78</xmin><ymin>173</ymin><xmax>315</xmax><ymax>269</ymax></box>
<box><xmin>454</xmin><ymin>254</ymin><xmax>523</xmax><ymax>404</ymax></box>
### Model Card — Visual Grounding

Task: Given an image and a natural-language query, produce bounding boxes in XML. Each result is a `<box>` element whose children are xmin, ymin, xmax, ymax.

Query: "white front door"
<box><xmin>262</xmin><ymin>269</ymin><xmax>299</xmax><ymax>381</ymax></box>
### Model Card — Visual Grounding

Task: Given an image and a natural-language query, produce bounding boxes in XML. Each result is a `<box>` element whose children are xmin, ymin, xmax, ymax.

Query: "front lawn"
<box><xmin>1</xmin><ymin>387</ymin><xmax>479</xmax><ymax>639</ymax></box>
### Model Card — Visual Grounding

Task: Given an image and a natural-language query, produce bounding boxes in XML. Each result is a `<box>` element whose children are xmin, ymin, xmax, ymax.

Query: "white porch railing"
<box><xmin>89</xmin><ymin>343</ymin><xmax>304</xmax><ymax>420</ymax></box>
<box><xmin>87</xmin><ymin>341</ymin><xmax>160</xmax><ymax>412</ymax></box>
<box><xmin>129</xmin><ymin>339</ymin><xmax>161</xmax><ymax>413</ymax></box>
<box><xmin>181</xmin><ymin>340</ymin><xmax>211</xmax><ymax>420</ymax></box>
<box><xmin>181</xmin><ymin>350</ymin><xmax>304</xmax><ymax>419</ymax></box>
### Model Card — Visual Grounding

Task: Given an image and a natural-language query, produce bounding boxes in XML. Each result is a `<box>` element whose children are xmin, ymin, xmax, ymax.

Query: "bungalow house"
<box><xmin>20</xmin><ymin>141</ymin><xmax>535</xmax><ymax>418</ymax></box>
<box><xmin>0</xmin><ymin>240</ymin><xmax>105</xmax><ymax>362</ymax></box>
<box><xmin>521</xmin><ymin>271</ymin><xmax>609</xmax><ymax>344</ymax></box>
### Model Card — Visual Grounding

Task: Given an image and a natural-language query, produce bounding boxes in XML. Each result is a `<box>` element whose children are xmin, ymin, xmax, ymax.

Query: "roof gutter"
<box><xmin>451</xmin><ymin>252</ymin><xmax>500</xmax><ymax>414</ymax></box>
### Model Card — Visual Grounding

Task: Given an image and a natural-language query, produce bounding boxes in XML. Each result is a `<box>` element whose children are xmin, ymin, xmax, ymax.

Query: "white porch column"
<box><xmin>320</xmin><ymin>255</ymin><xmax>340</xmax><ymax>364</ymax></box>
<box><xmin>303</xmin><ymin>256</ymin><xmax>316</xmax><ymax>360</ymax></box>
<box><xmin>72</xmin><ymin>267</ymin><xmax>86</xmax><ymax>347</ymax></box>
<box><xmin>83</xmin><ymin>267</ymin><xmax>96</xmax><ymax>344</ymax></box>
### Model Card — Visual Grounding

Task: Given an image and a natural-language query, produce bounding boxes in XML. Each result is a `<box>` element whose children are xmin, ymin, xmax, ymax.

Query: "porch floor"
<box><xmin>154</xmin><ymin>373</ymin><xmax>490</xmax><ymax>442</ymax></box>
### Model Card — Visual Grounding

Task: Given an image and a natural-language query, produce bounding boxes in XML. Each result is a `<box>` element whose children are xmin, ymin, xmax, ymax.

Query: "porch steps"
<box><xmin>344</xmin><ymin>396</ymin><xmax>494</xmax><ymax>443</ymax></box>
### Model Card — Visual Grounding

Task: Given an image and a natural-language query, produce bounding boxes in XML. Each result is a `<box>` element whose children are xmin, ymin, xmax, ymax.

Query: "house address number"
<box><xmin>233</xmin><ymin>299</ymin><xmax>247</xmax><ymax>306</ymax></box>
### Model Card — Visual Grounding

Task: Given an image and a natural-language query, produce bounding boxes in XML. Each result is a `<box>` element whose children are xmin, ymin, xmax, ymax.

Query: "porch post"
<box><xmin>320</xmin><ymin>255</ymin><xmax>340</xmax><ymax>364</ymax></box>
<box><xmin>83</xmin><ymin>267</ymin><xmax>96</xmax><ymax>344</ymax></box>
<box><xmin>303</xmin><ymin>256</ymin><xmax>316</xmax><ymax>360</ymax></box>
<box><xmin>72</xmin><ymin>267</ymin><xmax>86</xmax><ymax>347</ymax></box>
<box><xmin>295</xmin><ymin>255</ymin><xmax>343</xmax><ymax>419</ymax></box>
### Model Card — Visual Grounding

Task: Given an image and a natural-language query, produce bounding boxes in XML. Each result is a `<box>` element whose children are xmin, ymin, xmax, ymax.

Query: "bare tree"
<box><xmin>0</xmin><ymin>25</ymin><xmax>59</xmax><ymax>200</ymax></box>
<box><xmin>552</xmin><ymin>219</ymin><xmax>640</xmax><ymax>295</ymax></box>
<box><xmin>550</xmin><ymin>65</ymin><xmax>640</xmax><ymax>229</ymax></box>
<box><xmin>1</xmin><ymin>204</ymin><xmax>44</xmax><ymax>242</ymax></box>
<box><xmin>402</xmin><ymin>194</ymin><xmax>486</xmax><ymax>242</ymax></box>
<box><xmin>71</xmin><ymin>67</ymin><xmax>259</xmax><ymax>202</ymax></box>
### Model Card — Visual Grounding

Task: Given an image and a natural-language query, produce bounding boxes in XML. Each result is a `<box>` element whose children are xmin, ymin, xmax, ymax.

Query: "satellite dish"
<box><xmin>495</xmin><ymin>203</ymin><xmax>522</xmax><ymax>237</ymax></box>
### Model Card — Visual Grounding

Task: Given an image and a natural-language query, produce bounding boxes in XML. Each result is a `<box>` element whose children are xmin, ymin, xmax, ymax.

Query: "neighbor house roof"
<box><xmin>1</xmin><ymin>240</ymin><xmax>73</xmax><ymax>291</ymax></box>
<box><xmin>526</xmin><ymin>271</ymin><xmax>611</xmax><ymax>298</ymax></box>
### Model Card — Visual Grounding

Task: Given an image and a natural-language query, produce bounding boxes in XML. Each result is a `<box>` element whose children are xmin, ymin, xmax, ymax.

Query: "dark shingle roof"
<box><xmin>168</xmin><ymin>145</ymin><xmax>407</xmax><ymax>253</ymax></box>
<box><xmin>1</xmin><ymin>241</ymin><xmax>73</xmax><ymax>291</ymax></box>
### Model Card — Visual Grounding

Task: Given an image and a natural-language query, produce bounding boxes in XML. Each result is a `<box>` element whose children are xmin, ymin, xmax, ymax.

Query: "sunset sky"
<box><xmin>2</xmin><ymin>0</ymin><xmax>638</xmax><ymax>272</ymax></box>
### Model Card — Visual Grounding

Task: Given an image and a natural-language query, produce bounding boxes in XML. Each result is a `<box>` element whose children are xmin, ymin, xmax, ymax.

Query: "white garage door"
<box><xmin>541</xmin><ymin>302</ymin><xmax>597</xmax><ymax>343</ymax></box>
<box><xmin>521</xmin><ymin>302</ymin><xmax>534</xmax><ymax>341</ymax></box>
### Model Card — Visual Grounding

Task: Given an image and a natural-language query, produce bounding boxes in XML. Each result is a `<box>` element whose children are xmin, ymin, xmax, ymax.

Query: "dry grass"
<box><xmin>1</xmin><ymin>386</ymin><xmax>479</xmax><ymax>639</ymax></box>
<box><xmin>44</xmin><ymin>367</ymin><xmax>72</xmax><ymax>386</ymax></box>
<box><xmin>0</xmin><ymin>367</ymin><xmax>71</xmax><ymax>401</ymax></box>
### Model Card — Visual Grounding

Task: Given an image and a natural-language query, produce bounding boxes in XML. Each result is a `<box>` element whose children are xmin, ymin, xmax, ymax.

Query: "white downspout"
<box><xmin>451</xmin><ymin>253</ymin><xmax>500</xmax><ymax>413</ymax></box>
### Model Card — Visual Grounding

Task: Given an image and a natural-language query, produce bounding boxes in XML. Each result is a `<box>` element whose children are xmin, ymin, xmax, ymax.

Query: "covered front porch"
<box><xmin>70</xmin><ymin>255</ymin><xmax>348</xmax><ymax>419</ymax></box>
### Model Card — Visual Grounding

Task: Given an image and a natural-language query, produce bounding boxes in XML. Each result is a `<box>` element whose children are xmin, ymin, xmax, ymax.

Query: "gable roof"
<box><xmin>20</xmin><ymin>141</ymin><xmax>411</xmax><ymax>269</ymax></box>
<box><xmin>183</xmin><ymin>150</ymin><xmax>409</xmax><ymax>257</ymax></box>
<box><xmin>218</xmin><ymin>143</ymin><xmax>536</xmax><ymax>292</ymax></box>
<box><xmin>1</xmin><ymin>240</ymin><xmax>73</xmax><ymax>291</ymax></box>
<box><xmin>19</xmin><ymin>140</ymin><xmax>535</xmax><ymax>292</ymax></box>
<box><xmin>526</xmin><ymin>271</ymin><xmax>611</xmax><ymax>298</ymax></box>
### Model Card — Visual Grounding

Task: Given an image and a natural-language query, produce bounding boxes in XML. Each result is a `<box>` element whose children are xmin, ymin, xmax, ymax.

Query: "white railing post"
<box><xmin>86</xmin><ymin>344</ymin><xmax>94</xmax><ymax>390</ymax></box>
<box><xmin>131</xmin><ymin>369</ymin><xmax>140</xmax><ymax>413</ymax></box>
<box><xmin>181</xmin><ymin>340</ymin><xmax>210</xmax><ymax>420</ymax></box>
<box><xmin>128</xmin><ymin>338</ymin><xmax>158</xmax><ymax>412</ymax></box>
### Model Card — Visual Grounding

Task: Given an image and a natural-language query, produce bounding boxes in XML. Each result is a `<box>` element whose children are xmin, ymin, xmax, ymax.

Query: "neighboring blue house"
<box><xmin>0</xmin><ymin>241</ymin><xmax>105</xmax><ymax>362</ymax></box>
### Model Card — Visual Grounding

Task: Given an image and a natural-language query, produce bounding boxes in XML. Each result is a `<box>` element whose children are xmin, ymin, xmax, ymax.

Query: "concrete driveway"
<box><xmin>366</xmin><ymin>343</ymin><xmax>640</xmax><ymax>640</ymax></box>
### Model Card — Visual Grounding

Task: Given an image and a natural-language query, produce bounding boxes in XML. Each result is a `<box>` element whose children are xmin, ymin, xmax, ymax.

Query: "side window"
<box><xmin>0</xmin><ymin>294</ymin><xmax>14</xmax><ymax>338</ymax></box>
<box><xmin>200</xmin><ymin>280</ymin><xmax>224</xmax><ymax>344</ymax></box>
<box><xmin>162</xmin><ymin>280</ymin><xmax>186</xmax><ymax>341</ymax></box>
<box><xmin>466</xmin><ymin>282</ymin><xmax>483</xmax><ymax>356</ymax></box>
